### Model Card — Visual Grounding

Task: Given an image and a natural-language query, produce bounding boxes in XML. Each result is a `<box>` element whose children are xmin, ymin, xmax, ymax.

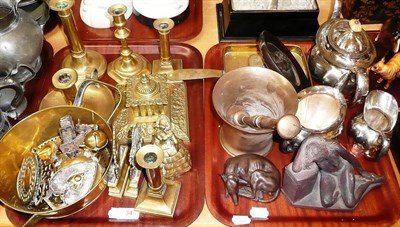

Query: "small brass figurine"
<box><xmin>369</xmin><ymin>17</ymin><xmax>400</xmax><ymax>89</ymax></box>
<box><xmin>282</xmin><ymin>135</ymin><xmax>384</xmax><ymax>210</ymax></box>
<box><xmin>153</xmin><ymin>114</ymin><xmax>191</xmax><ymax>178</ymax></box>
<box><xmin>220</xmin><ymin>154</ymin><xmax>280</xmax><ymax>206</ymax></box>
<box><xmin>370</xmin><ymin>52</ymin><xmax>400</xmax><ymax>89</ymax></box>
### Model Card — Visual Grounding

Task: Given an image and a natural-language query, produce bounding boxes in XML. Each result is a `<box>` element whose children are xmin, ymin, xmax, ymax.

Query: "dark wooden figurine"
<box><xmin>220</xmin><ymin>154</ymin><xmax>280</xmax><ymax>206</ymax></box>
<box><xmin>282</xmin><ymin>135</ymin><xmax>384</xmax><ymax>210</ymax></box>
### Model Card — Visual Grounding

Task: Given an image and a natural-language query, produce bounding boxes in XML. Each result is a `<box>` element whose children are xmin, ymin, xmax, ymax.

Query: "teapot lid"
<box><xmin>316</xmin><ymin>19</ymin><xmax>376</xmax><ymax>69</ymax></box>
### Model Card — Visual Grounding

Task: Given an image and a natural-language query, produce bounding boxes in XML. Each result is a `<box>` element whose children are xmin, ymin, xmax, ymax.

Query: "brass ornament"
<box><xmin>153</xmin><ymin>115</ymin><xmax>191</xmax><ymax>178</ymax></box>
<box><xmin>16</xmin><ymin>151</ymin><xmax>53</xmax><ymax>207</ymax></box>
<box><xmin>113</xmin><ymin>73</ymin><xmax>189</xmax><ymax>143</ymax></box>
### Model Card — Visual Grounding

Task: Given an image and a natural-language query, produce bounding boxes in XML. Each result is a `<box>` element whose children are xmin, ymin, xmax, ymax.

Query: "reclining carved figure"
<box><xmin>220</xmin><ymin>154</ymin><xmax>280</xmax><ymax>206</ymax></box>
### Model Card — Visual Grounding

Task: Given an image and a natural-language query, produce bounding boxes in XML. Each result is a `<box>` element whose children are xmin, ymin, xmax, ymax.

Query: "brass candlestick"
<box><xmin>39</xmin><ymin>68</ymin><xmax>116</xmax><ymax>121</ymax></box>
<box><xmin>152</xmin><ymin>18</ymin><xmax>182</xmax><ymax>75</ymax></box>
<box><xmin>107</xmin><ymin>4</ymin><xmax>151</xmax><ymax>85</ymax></box>
<box><xmin>134</xmin><ymin>144</ymin><xmax>180</xmax><ymax>217</ymax></box>
<box><xmin>45</xmin><ymin>0</ymin><xmax>107</xmax><ymax>83</ymax></box>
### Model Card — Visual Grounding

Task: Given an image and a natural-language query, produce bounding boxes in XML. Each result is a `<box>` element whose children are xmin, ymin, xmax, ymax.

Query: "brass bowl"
<box><xmin>0</xmin><ymin>106</ymin><xmax>112</xmax><ymax>224</ymax></box>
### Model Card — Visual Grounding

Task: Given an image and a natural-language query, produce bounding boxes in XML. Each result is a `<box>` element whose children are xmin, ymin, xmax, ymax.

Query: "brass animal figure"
<box><xmin>369</xmin><ymin>53</ymin><xmax>400</xmax><ymax>89</ymax></box>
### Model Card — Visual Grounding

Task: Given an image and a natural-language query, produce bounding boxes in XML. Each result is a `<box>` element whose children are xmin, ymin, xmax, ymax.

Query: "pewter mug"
<box><xmin>349</xmin><ymin>90</ymin><xmax>398</xmax><ymax>160</ymax></box>
<box><xmin>281</xmin><ymin>86</ymin><xmax>347</xmax><ymax>153</ymax></box>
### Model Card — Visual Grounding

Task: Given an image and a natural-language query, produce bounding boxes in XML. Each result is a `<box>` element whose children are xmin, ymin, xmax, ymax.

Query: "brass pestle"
<box><xmin>45</xmin><ymin>0</ymin><xmax>107</xmax><ymax>84</ymax></box>
<box><xmin>152</xmin><ymin>18</ymin><xmax>182</xmax><ymax>74</ymax></box>
<box><xmin>107</xmin><ymin>4</ymin><xmax>151</xmax><ymax>85</ymax></box>
<box><xmin>229</xmin><ymin>108</ymin><xmax>302</xmax><ymax>140</ymax></box>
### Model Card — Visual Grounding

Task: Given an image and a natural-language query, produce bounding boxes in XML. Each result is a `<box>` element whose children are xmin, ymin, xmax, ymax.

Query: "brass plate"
<box><xmin>223</xmin><ymin>44</ymin><xmax>312</xmax><ymax>85</ymax></box>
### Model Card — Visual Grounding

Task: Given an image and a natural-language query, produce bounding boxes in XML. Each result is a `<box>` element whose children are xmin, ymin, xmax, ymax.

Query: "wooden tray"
<box><xmin>204</xmin><ymin>42</ymin><xmax>400</xmax><ymax>226</ymax></box>
<box><xmin>71</xmin><ymin>0</ymin><xmax>202</xmax><ymax>43</ymax></box>
<box><xmin>6</xmin><ymin>43</ymin><xmax>205</xmax><ymax>226</ymax></box>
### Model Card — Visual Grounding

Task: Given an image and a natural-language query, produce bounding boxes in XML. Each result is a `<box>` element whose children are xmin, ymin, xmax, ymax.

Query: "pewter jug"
<box><xmin>308</xmin><ymin>18</ymin><xmax>376</xmax><ymax>105</ymax></box>
<box><xmin>0</xmin><ymin>0</ymin><xmax>43</xmax><ymax>84</ymax></box>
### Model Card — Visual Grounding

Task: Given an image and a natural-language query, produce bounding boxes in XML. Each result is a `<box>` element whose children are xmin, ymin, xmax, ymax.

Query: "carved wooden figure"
<box><xmin>220</xmin><ymin>154</ymin><xmax>280</xmax><ymax>206</ymax></box>
<box><xmin>282</xmin><ymin>135</ymin><xmax>384</xmax><ymax>210</ymax></box>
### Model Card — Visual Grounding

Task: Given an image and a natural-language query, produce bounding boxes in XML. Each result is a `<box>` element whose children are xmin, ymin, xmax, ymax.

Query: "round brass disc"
<box><xmin>136</xmin><ymin>144</ymin><xmax>164</xmax><ymax>169</ymax></box>
<box><xmin>153</xmin><ymin>18</ymin><xmax>175</xmax><ymax>32</ymax></box>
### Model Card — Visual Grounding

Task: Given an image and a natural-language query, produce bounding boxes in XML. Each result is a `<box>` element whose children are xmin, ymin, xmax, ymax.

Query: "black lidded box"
<box><xmin>217</xmin><ymin>0</ymin><xmax>320</xmax><ymax>41</ymax></box>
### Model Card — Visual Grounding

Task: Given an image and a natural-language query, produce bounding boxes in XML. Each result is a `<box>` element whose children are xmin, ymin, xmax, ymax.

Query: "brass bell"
<box><xmin>84</xmin><ymin>130</ymin><xmax>108</xmax><ymax>151</ymax></box>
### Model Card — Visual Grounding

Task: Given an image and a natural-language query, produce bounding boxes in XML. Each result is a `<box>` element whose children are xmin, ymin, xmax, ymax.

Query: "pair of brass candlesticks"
<box><xmin>46</xmin><ymin>0</ymin><xmax>180</xmax><ymax>84</ymax></box>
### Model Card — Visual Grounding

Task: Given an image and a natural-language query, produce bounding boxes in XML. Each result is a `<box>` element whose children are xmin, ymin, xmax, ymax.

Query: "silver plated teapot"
<box><xmin>308</xmin><ymin>18</ymin><xmax>376</xmax><ymax>105</ymax></box>
<box><xmin>0</xmin><ymin>0</ymin><xmax>43</xmax><ymax>85</ymax></box>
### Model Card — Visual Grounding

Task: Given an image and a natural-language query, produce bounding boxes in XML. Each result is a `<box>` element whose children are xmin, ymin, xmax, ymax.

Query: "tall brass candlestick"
<box><xmin>45</xmin><ymin>0</ymin><xmax>107</xmax><ymax>84</ymax></box>
<box><xmin>135</xmin><ymin>144</ymin><xmax>180</xmax><ymax>217</ymax></box>
<box><xmin>107</xmin><ymin>4</ymin><xmax>151</xmax><ymax>85</ymax></box>
<box><xmin>152</xmin><ymin>18</ymin><xmax>182</xmax><ymax>75</ymax></box>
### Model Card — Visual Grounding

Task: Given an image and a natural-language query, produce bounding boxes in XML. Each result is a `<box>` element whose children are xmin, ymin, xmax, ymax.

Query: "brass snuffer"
<box><xmin>212</xmin><ymin>67</ymin><xmax>301</xmax><ymax>156</ymax></box>
<box><xmin>152</xmin><ymin>18</ymin><xmax>183</xmax><ymax>75</ymax></box>
<box><xmin>45</xmin><ymin>0</ymin><xmax>107</xmax><ymax>83</ymax></box>
<box><xmin>107</xmin><ymin>4</ymin><xmax>151</xmax><ymax>85</ymax></box>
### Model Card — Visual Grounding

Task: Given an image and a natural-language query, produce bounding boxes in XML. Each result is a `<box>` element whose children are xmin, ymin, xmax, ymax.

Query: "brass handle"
<box><xmin>73</xmin><ymin>79</ymin><xmax>122</xmax><ymax>124</ymax></box>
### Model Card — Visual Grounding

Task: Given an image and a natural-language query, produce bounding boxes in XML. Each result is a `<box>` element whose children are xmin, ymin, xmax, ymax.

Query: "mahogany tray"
<box><xmin>6</xmin><ymin>43</ymin><xmax>205</xmax><ymax>226</ymax></box>
<box><xmin>204</xmin><ymin>42</ymin><xmax>400</xmax><ymax>226</ymax></box>
<box><xmin>71</xmin><ymin>0</ymin><xmax>202</xmax><ymax>43</ymax></box>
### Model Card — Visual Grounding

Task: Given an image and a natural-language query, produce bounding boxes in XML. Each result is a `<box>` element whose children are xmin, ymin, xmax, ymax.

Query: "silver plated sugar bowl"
<box><xmin>308</xmin><ymin>18</ymin><xmax>376</xmax><ymax>105</ymax></box>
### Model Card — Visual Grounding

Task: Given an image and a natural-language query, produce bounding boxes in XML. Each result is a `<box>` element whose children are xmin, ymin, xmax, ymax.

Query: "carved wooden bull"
<box><xmin>220</xmin><ymin>154</ymin><xmax>280</xmax><ymax>205</ymax></box>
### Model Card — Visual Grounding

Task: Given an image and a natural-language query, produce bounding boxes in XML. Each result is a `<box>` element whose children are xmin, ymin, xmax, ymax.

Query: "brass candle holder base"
<box><xmin>107</xmin><ymin>54</ymin><xmax>151</xmax><ymax>85</ymax></box>
<box><xmin>135</xmin><ymin>179</ymin><xmax>181</xmax><ymax>217</ymax></box>
<box><xmin>62</xmin><ymin>50</ymin><xmax>107</xmax><ymax>83</ymax></box>
<box><xmin>152</xmin><ymin>59</ymin><xmax>182</xmax><ymax>75</ymax></box>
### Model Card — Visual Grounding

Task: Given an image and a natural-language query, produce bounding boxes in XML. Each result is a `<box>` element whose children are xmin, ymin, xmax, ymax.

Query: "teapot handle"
<box><xmin>0</xmin><ymin>77</ymin><xmax>26</xmax><ymax>119</ymax></box>
<box><xmin>73</xmin><ymin>79</ymin><xmax>122</xmax><ymax>124</ymax></box>
<box><xmin>330</xmin><ymin>0</ymin><xmax>342</xmax><ymax>19</ymax></box>
<box><xmin>352</xmin><ymin>68</ymin><xmax>369</xmax><ymax>105</ymax></box>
